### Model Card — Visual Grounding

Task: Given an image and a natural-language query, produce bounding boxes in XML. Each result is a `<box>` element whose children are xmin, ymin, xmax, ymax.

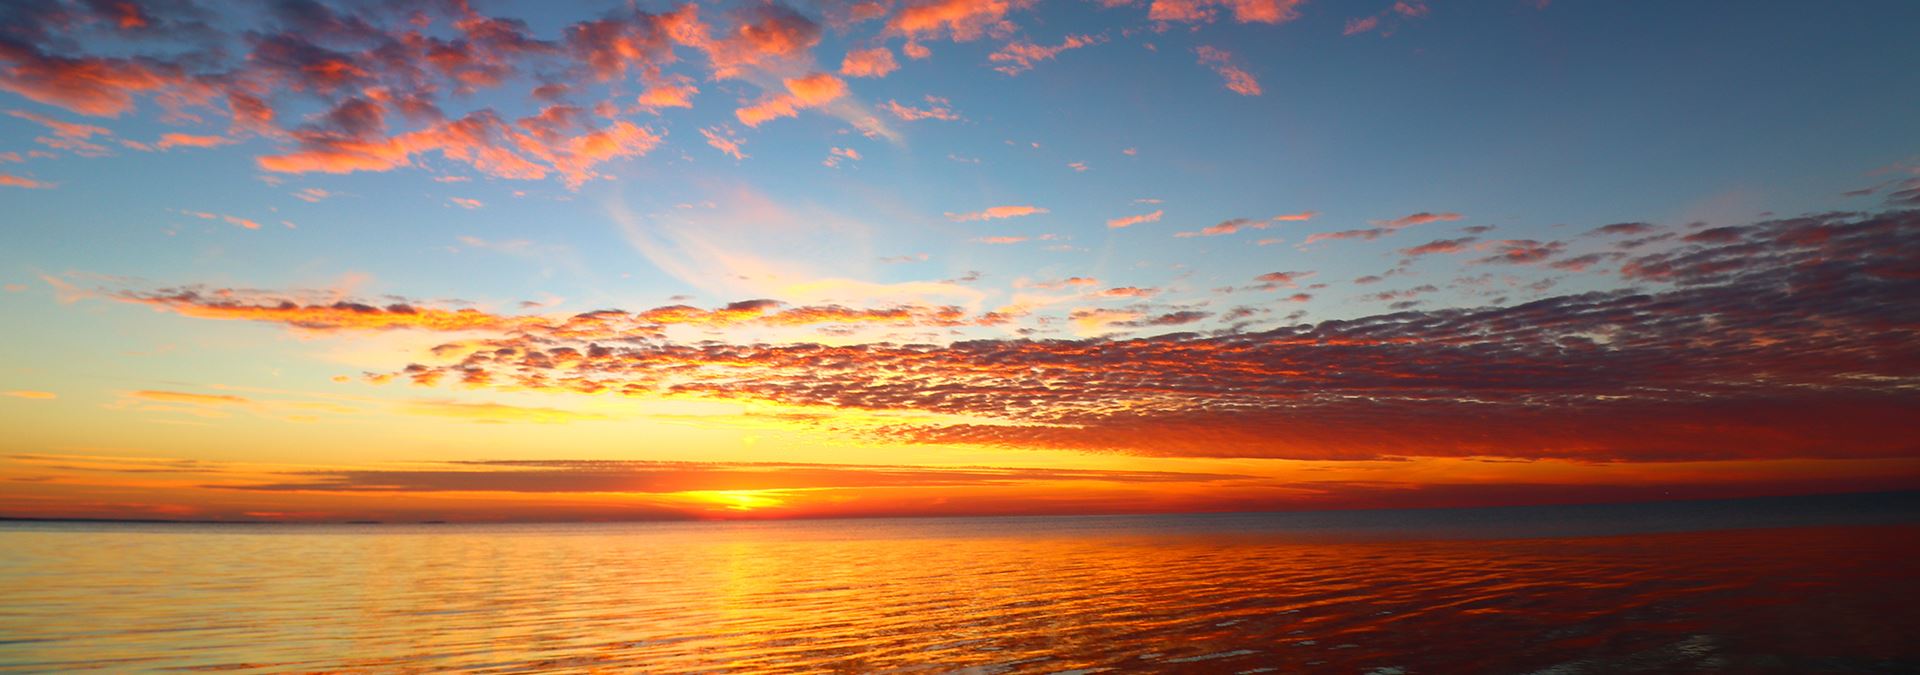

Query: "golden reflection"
<box><xmin>0</xmin><ymin>520</ymin><xmax>1913</xmax><ymax>672</ymax></box>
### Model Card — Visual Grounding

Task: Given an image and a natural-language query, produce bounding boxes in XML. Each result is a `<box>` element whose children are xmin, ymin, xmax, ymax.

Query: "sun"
<box><xmin>685</xmin><ymin>490</ymin><xmax>787</xmax><ymax>512</ymax></box>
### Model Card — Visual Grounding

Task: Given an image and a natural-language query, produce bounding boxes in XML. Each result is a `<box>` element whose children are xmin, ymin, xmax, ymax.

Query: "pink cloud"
<box><xmin>882</xmin><ymin>95</ymin><xmax>962</xmax><ymax>121</ymax></box>
<box><xmin>0</xmin><ymin>172</ymin><xmax>55</xmax><ymax>189</ymax></box>
<box><xmin>947</xmin><ymin>205</ymin><xmax>1048</xmax><ymax>222</ymax></box>
<box><xmin>701</xmin><ymin>126</ymin><xmax>747</xmax><ymax>160</ymax></box>
<box><xmin>1195</xmin><ymin>46</ymin><xmax>1261</xmax><ymax>96</ymax></box>
<box><xmin>840</xmin><ymin>47</ymin><xmax>900</xmax><ymax>78</ymax></box>
<box><xmin>154</xmin><ymin>133</ymin><xmax>234</xmax><ymax>150</ymax></box>
<box><xmin>736</xmin><ymin>72</ymin><xmax>848</xmax><ymax>127</ymax></box>
<box><xmin>989</xmin><ymin>34</ymin><xmax>1102</xmax><ymax>75</ymax></box>
<box><xmin>1107</xmin><ymin>209</ymin><xmax>1164</xmax><ymax>229</ymax></box>
<box><xmin>1150</xmin><ymin>0</ymin><xmax>1307</xmax><ymax>25</ymax></box>
<box><xmin>1373</xmin><ymin>211</ymin><xmax>1463</xmax><ymax>228</ymax></box>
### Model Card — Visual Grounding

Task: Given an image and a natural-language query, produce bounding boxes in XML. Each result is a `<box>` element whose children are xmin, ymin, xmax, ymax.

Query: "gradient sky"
<box><xmin>2</xmin><ymin>0</ymin><xmax>1917</xmax><ymax>522</ymax></box>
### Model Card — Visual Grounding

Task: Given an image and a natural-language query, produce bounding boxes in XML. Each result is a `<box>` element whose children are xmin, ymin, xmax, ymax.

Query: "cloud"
<box><xmin>258</xmin><ymin>110</ymin><xmax>661</xmax><ymax>189</ymax></box>
<box><xmin>822</xmin><ymin>146</ymin><xmax>860</xmax><ymax>168</ymax></box>
<box><xmin>736</xmin><ymin>72</ymin><xmax>848</xmax><ymax>127</ymax></box>
<box><xmin>636</xmin><ymin>81</ymin><xmax>699</xmax><ymax>109</ymax></box>
<box><xmin>1107</xmin><ymin>310</ymin><xmax>1211</xmax><ymax>328</ymax></box>
<box><xmin>989</xmin><ymin>34</ymin><xmax>1102</xmax><ymax>75</ymax></box>
<box><xmin>1373</xmin><ymin>211</ymin><xmax>1463</xmax><ymax>228</ymax></box>
<box><xmin>242</xmin><ymin>211</ymin><xmax>1920</xmax><ymax>464</ymax></box>
<box><xmin>448</xmin><ymin>197</ymin><xmax>484</xmax><ymax>210</ymax></box>
<box><xmin>0</xmin><ymin>45</ymin><xmax>180</xmax><ymax>117</ymax></box>
<box><xmin>881</xmin><ymin>95</ymin><xmax>961</xmax><ymax>121</ymax></box>
<box><xmin>1399</xmin><ymin>237</ymin><xmax>1478</xmax><ymax>257</ymax></box>
<box><xmin>153</xmin><ymin>133</ymin><xmax>234</xmax><ymax>150</ymax></box>
<box><xmin>840</xmin><ymin>47</ymin><xmax>899</xmax><ymax>78</ymax></box>
<box><xmin>176</xmin><ymin>210</ymin><xmax>262</xmax><ymax>230</ymax></box>
<box><xmin>1195</xmin><ymin>46</ymin><xmax>1260</xmax><ymax>96</ymax></box>
<box><xmin>1107</xmin><ymin>209</ymin><xmax>1164</xmax><ymax>229</ymax></box>
<box><xmin>213</xmin><ymin>459</ymin><xmax>1251</xmax><ymax>494</ymax></box>
<box><xmin>1023</xmin><ymin>277</ymin><xmax>1100</xmax><ymax>290</ymax></box>
<box><xmin>692</xmin><ymin>3</ymin><xmax>825</xmax><ymax>80</ymax></box>
<box><xmin>1588</xmin><ymin>222</ymin><xmax>1656</xmax><ymax>237</ymax></box>
<box><xmin>131</xmin><ymin>390</ymin><xmax>248</xmax><ymax>406</ymax></box>
<box><xmin>1302</xmin><ymin>228</ymin><xmax>1390</xmax><ymax>245</ymax></box>
<box><xmin>3</xmin><ymin>390</ymin><xmax>56</xmax><ymax>400</ymax></box>
<box><xmin>401</xmin><ymin>400</ymin><xmax>607</xmax><ymax>424</ymax></box>
<box><xmin>1251</xmin><ymin>270</ymin><xmax>1314</xmax><ymax>289</ymax></box>
<box><xmin>1174</xmin><ymin>213</ymin><xmax>1311</xmax><ymax>237</ymax></box>
<box><xmin>1889</xmin><ymin>178</ymin><xmax>1920</xmax><ymax>206</ymax></box>
<box><xmin>888</xmin><ymin>0</ymin><xmax>1022</xmax><ymax>43</ymax></box>
<box><xmin>946</xmin><ymin>205</ymin><xmax>1048</xmax><ymax>222</ymax></box>
<box><xmin>0</xmin><ymin>172</ymin><xmax>54</xmax><ymax>189</ymax></box>
<box><xmin>8</xmin><ymin>109</ymin><xmax>110</xmax><ymax>138</ymax></box>
<box><xmin>1150</xmin><ymin>0</ymin><xmax>1307</xmax><ymax>25</ymax></box>
<box><xmin>1473</xmin><ymin>239</ymin><xmax>1565</xmax><ymax>265</ymax></box>
<box><xmin>701</xmin><ymin>126</ymin><xmax>748</xmax><ymax>160</ymax></box>
<box><xmin>102</xmin><ymin>285</ymin><xmax>988</xmax><ymax>340</ymax></box>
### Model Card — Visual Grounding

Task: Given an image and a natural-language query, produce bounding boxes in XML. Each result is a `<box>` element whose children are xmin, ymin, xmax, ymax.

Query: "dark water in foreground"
<box><xmin>2</xmin><ymin>492</ymin><xmax>1917</xmax><ymax>673</ymax></box>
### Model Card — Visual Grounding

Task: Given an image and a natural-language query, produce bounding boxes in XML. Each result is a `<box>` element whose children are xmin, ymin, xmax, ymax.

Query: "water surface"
<box><xmin>3</xmin><ymin>492</ymin><xmax>1917</xmax><ymax>673</ymax></box>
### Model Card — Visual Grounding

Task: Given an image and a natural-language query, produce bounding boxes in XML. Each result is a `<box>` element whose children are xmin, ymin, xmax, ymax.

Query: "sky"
<box><xmin>1</xmin><ymin>0</ymin><xmax>1917</xmax><ymax>522</ymax></box>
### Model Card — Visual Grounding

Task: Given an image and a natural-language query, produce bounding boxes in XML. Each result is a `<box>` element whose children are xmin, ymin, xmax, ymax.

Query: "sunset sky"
<box><xmin>2</xmin><ymin>0</ymin><xmax>1917</xmax><ymax>522</ymax></box>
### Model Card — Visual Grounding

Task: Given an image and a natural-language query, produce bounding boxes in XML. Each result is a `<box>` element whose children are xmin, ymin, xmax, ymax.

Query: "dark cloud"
<box><xmin>355</xmin><ymin>211</ymin><xmax>1920</xmax><ymax>463</ymax></box>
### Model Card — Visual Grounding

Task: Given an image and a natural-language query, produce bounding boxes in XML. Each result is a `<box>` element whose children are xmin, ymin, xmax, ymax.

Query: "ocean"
<box><xmin>3</xmin><ymin>491</ymin><xmax>1917</xmax><ymax>673</ymax></box>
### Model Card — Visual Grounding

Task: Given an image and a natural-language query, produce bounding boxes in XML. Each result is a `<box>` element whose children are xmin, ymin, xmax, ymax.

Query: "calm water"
<box><xmin>3</xmin><ymin>493</ymin><xmax>1917</xmax><ymax>674</ymax></box>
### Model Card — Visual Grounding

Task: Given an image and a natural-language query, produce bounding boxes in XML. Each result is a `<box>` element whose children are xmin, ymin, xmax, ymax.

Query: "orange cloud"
<box><xmin>691</xmin><ymin>3</ymin><xmax>825</xmax><ymax>80</ymax></box>
<box><xmin>116</xmin><ymin>289</ymin><xmax>535</xmax><ymax>333</ymax></box>
<box><xmin>881</xmin><ymin>95</ymin><xmax>961</xmax><ymax>121</ymax></box>
<box><xmin>154</xmin><ymin>133</ymin><xmax>234</xmax><ymax>150</ymax></box>
<box><xmin>1151</xmin><ymin>0</ymin><xmax>1306</xmax><ymax>24</ymax></box>
<box><xmin>946</xmin><ymin>205</ymin><xmax>1048</xmax><ymax>222</ymax></box>
<box><xmin>1374</xmin><ymin>211</ymin><xmax>1464</xmax><ymax>228</ymax></box>
<box><xmin>401</xmin><ymin>400</ymin><xmax>608</xmax><ymax>424</ymax></box>
<box><xmin>8</xmin><ymin>110</ymin><xmax>110</xmax><ymax>138</ymax></box>
<box><xmin>1176</xmin><ymin>212</ymin><xmax>1311</xmax><ymax>237</ymax></box>
<box><xmin>258</xmin><ymin>110</ymin><xmax>659</xmax><ymax>188</ymax></box>
<box><xmin>989</xmin><ymin>34</ymin><xmax>1101</xmax><ymax>75</ymax></box>
<box><xmin>1107</xmin><ymin>209</ymin><xmax>1164</xmax><ymax>229</ymax></box>
<box><xmin>889</xmin><ymin>0</ymin><xmax>1023</xmax><ymax>42</ymax></box>
<box><xmin>95</xmin><ymin>212</ymin><xmax>1920</xmax><ymax>466</ymax></box>
<box><xmin>105</xmin><ymin>287</ymin><xmax>988</xmax><ymax>340</ymax></box>
<box><xmin>1399</xmin><ymin>237</ymin><xmax>1477</xmax><ymax>257</ymax></box>
<box><xmin>840</xmin><ymin>47</ymin><xmax>900</xmax><ymax>77</ymax></box>
<box><xmin>1195</xmin><ymin>45</ymin><xmax>1261</xmax><ymax>96</ymax></box>
<box><xmin>131</xmin><ymin>390</ymin><xmax>248</xmax><ymax>406</ymax></box>
<box><xmin>3</xmin><ymin>390</ymin><xmax>56</xmax><ymax>399</ymax></box>
<box><xmin>701</xmin><ymin>126</ymin><xmax>748</xmax><ymax>160</ymax></box>
<box><xmin>636</xmin><ymin>81</ymin><xmax>699</xmax><ymax>109</ymax></box>
<box><xmin>0</xmin><ymin>172</ymin><xmax>54</xmax><ymax>189</ymax></box>
<box><xmin>736</xmin><ymin>72</ymin><xmax>848</xmax><ymax>127</ymax></box>
<box><xmin>0</xmin><ymin>48</ymin><xmax>179</xmax><ymax>117</ymax></box>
